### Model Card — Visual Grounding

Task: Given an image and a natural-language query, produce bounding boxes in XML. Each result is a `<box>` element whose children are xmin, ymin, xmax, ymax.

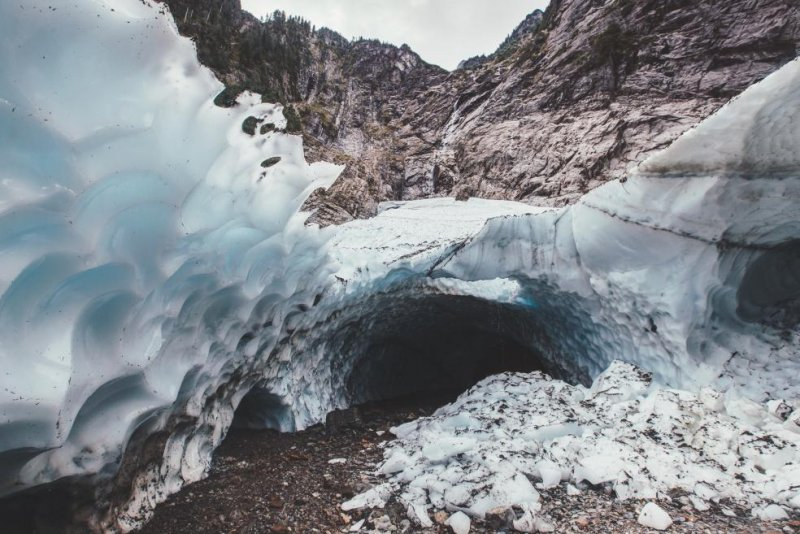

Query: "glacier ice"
<box><xmin>1</xmin><ymin>0</ymin><xmax>800</xmax><ymax>529</ymax></box>
<box><xmin>0</xmin><ymin>0</ymin><xmax>341</xmax><ymax>528</ymax></box>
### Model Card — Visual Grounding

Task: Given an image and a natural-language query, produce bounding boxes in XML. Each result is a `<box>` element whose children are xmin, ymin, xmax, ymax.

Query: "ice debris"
<box><xmin>346</xmin><ymin>361</ymin><xmax>800</xmax><ymax>528</ymax></box>
<box><xmin>445</xmin><ymin>511</ymin><xmax>471</xmax><ymax>534</ymax></box>
<box><xmin>638</xmin><ymin>502</ymin><xmax>673</xmax><ymax>530</ymax></box>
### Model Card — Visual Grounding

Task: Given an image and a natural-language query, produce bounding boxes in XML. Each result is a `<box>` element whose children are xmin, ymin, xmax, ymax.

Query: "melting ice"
<box><xmin>1</xmin><ymin>0</ymin><xmax>800</xmax><ymax>530</ymax></box>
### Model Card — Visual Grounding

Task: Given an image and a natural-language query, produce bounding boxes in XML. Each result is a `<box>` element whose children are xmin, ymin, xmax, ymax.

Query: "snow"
<box><xmin>638</xmin><ymin>502</ymin><xmax>673</xmax><ymax>530</ymax></box>
<box><xmin>0</xmin><ymin>0</ymin><xmax>340</xmax><ymax>528</ymax></box>
<box><xmin>639</xmin><ymin>56</ymin><xmax>800</xmax><ymax>177</ymax></box>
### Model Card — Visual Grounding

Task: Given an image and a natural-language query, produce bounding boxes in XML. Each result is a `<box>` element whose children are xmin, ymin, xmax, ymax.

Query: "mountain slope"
<box><xmin>162</xmin><ymin>0</ymin><xmax>800</xmax><ymax>225</ymax></box>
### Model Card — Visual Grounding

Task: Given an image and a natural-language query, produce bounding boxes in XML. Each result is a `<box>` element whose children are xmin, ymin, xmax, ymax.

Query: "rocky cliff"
<box><xmin>161</xmin><ymin>0</ymin><xmax>800</xmax><ymax>225</ymax></box>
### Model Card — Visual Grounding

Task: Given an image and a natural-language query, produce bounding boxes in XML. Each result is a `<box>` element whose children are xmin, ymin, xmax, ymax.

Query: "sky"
<box><xmin>240</xmin><ymin>0</ymin><xmax>550</xmax><ymax>71</ymax></box>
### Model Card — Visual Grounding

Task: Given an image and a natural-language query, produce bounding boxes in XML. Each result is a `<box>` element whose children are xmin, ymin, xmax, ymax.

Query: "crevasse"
<box><xmin>1</xmin><ymin>0</ymin><xmax>799</xmax><ymax>530</ymax></box>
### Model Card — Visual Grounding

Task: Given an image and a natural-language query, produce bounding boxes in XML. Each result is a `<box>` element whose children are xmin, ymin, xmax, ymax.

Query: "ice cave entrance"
<box><xmin>234</xmin><ymin>291</ymin><xmax>585</xmax><ymax>431</ymax></box>
<box><xmin>737</xmin><ymin>239</ymin><xmax>800</xmax><ymax>330</ymax></box>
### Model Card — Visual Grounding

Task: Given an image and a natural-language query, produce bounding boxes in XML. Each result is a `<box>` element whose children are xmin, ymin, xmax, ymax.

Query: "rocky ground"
<box><xmin>140</xmin><ymin>393</ymin><xmax>800</xmax><ymax>534</ymax></box>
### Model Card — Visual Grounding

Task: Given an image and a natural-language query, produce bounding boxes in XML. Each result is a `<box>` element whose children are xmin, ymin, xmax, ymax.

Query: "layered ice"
<box><xmin>0</xmin><ymin>0</ymin><xmax>340</xmax><ymax>528</ymax></box>
<box><xmin>1</xmin><ymin>0</ymin><xmax>800</xmax><ymax>530</ymax></box>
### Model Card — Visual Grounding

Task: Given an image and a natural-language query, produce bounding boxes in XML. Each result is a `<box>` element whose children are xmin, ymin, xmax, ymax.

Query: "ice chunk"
<box><xmin>574</xmin><ymin>454</ymin><xmax>624</xmax><ymax>486</ymax></box>
<box><xmin>422</xmin><ymin>437</ymin><xmax>477</xmax><ymax>463</ymax></box>
<box><xmin>379</xmin><ymin>450</ymin><xmax>413</xmax><ymax>474</ymax></box>
<box><xmin>341</xmin><ymin>484</ymin><xmax>392</xmax><ymax>511</ymax></box>
<box><xmin>445</xmin><ymin>511</ymin><xmax>471</xmax><ymax>534</ymax></box>
<box><xmin>754</xmin><ymin>504</ymin><xmax>789</xmax><ymax>521</ymax></box>
<box><xmin>536</xmin><ymin>460</ymin><xmax>562</xmax><ymax>489</ymax></box>
<box><xmin>362</xmin><ymin>363</ymin><xmax>800</xmax><ymax>530</ymax></box>
<box><xmin>638</xmin><ymin>503</ymin><xmax>672</xmax><ymax>530</ymax></box>
<box><xmin>408</xmin><ymin>503</ymin><xmax>433</xmax><ymax>527</ymax></box>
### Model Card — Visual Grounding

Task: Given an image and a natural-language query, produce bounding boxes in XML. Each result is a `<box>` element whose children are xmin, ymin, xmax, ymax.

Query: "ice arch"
<box><xmin>0</xmin><ymin>0</ymin><xmax>799</xmax><ymax>530</ymax></box>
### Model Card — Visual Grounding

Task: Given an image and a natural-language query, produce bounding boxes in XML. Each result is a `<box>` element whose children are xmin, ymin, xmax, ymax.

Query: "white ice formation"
<box><xmin>345</xmin><ymin>362</ymin><xmax>800</xmax><ymax>526</ymax></box>
<box><xmin>1</xmin><ymin>0</ymin><xmax>800</xmax><ymax>531</ymax></box>
<box><xmin>0</xmin><ymin>0</ymin><xmax>340</xmax><ymax>529</ymax></box>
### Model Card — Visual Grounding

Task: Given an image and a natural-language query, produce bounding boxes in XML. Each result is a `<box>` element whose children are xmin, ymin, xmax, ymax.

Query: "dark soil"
<box><xmin>140</xmin><ymin>393</ymin><xmax>462</xmax><ymax>534</ymax></box>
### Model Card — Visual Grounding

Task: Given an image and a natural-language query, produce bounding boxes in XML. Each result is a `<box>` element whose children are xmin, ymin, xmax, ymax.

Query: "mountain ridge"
<box><xmin>160</xmin><ymin>0</ymin><xmax>800</xmax><ymax>226</ymax></box>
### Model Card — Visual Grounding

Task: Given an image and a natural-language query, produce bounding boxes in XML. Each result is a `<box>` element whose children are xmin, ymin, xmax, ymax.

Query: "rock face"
<box><xmin>161</xmin><ymin>0</ymin><xmax>799</xmax><ymax>225</ymax></box>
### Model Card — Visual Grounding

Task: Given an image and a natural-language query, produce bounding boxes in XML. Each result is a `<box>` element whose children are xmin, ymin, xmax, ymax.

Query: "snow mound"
<box><xmin>352</xmin><ymin>362</ymin><xmax>800</xmax><ymax>526</ymax></box>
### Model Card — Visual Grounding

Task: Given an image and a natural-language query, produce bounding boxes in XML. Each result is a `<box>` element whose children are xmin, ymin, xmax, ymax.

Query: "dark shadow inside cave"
<box><xmin>231</xmin><ymin>288</ymin><xmax>592</xmax><ymax>432</ymax></box>
<box><xmin>232</xmin><ymin>388</ymin><xmax>295</xmax><ymax>431</ymax></box>
<box><xmin>331</xmin><ymin>291</ymin><xmax>585</xmax><ymax>404</ymax></box>
<box><xmin>737</xmin><ymin>239</ymin><xmax>800</xmax><ymax>330</ymax></box>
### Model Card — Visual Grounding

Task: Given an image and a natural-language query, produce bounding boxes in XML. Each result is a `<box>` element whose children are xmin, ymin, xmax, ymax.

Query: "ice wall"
<box><xmin>0</xmin><ymin>0</ymin><xmax>340</xmax><ymax>528</ymax></box>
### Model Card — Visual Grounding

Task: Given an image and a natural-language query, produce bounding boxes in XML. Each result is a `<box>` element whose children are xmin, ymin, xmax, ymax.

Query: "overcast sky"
<box><xmin>240</xmin><ymin>0</ymin><xmax>550</xmax><ymax>70</ymax></box>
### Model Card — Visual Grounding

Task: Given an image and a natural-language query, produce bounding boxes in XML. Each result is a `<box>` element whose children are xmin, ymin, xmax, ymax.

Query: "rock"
<box><xmin>270</xmin><ymin>525</ymin><xmax>290</xmax><ymax>534</ymax></box>
<box><xmin>446</xmin><ymin>511</ymin><xmax>471</xmax><ymax>534</ymax></box>
<box><xmin>485</xmin><ymin>506</ymin><xmax>515</xmax><ymax>529</ymax></box>
<box><xmin>260</xmin><ymin>156</ymin><xmax>281</xmax><ymax>168</ymax></box>
<box><xmin>638</xmin><ymin>503</ymin><xmax>673</xmax><ymax>531</ymax></box>
<box><xmin>325</xmin><ymin>407</ymin><xmax>364</xmax><ymax>433</ymax></box>
<box><xmin>162</xmin><ymin>0</ymin><xmax>800</xmax><ymax>226</ymax></box>
<box><xmin>575</xmin><ymin>516</ymin><xmax>590</xmax><ymax>528</ymax></box>
<box><xmin>433</xmin><ymin>510</ymin><xmax>449</xmax><ymax>524</ymax></box>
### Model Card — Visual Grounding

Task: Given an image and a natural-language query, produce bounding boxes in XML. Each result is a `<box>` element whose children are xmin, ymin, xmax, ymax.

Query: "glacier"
<box><xmin>0</xmin><ymin>0</ymin><xmax>342</xmax><ymax>528</ymax></box>
<box><xmin>1</xmin><ymin>0</ymin><xmax>799</xmax><ymax>530</ymax></box>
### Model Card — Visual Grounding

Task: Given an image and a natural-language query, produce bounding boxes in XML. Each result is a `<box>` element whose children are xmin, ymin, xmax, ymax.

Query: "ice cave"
<box><xmin>1</xmin><ymin>0</ymin><xmax>800</xmax><ymax>532</ymax></box>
